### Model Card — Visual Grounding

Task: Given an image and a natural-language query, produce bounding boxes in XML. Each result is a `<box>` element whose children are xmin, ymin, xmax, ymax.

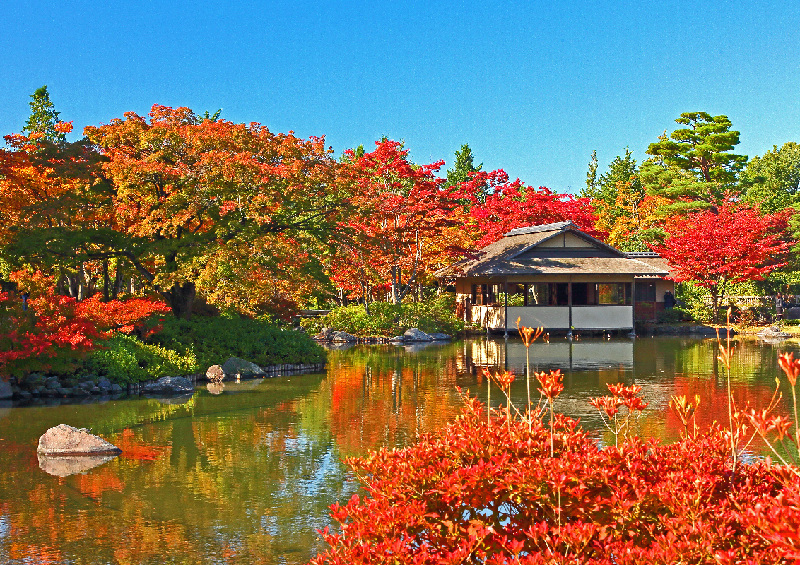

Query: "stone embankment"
<box><xmin>5</xmin><ymin>357</ymin><xmax>326</xmax><ymax>401</ymax></box>
<box><xmin>314</xmin><ymin>327</ymin><xmax>452</xmax><ymax>345</ymax></box>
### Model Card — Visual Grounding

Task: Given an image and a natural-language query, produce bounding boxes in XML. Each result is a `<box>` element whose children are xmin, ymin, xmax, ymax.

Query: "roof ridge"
<box><xmin>504</xmin><ymin>221</ymin><xmax>577</xmax><ymax>237</ymax></box>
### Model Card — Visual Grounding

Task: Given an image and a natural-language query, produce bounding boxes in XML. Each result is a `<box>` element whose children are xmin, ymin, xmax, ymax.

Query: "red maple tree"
<box><xmin>463</xmin><ymin>169</ymin><xmax>602</xmax><ymax>247</ymax></box>
<box><xmin>334</xmin><ymin>140</ymin><xmax>465</xmax><ymax>305</ymax></box>
<box><xmin>651</xmin><ymin>201</ymin><xmax>791</xmax><ymax>322</ymax></box>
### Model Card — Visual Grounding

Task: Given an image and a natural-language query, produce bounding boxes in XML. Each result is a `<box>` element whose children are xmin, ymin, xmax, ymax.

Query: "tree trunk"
<box><xmin>103</xmin><ymin>260</ymin><xmax>110</xmax><ymax>301</ymax></box>
<box><xmin>391</xmin><ymin>266</ymin><xmax>401</xmax><ymax>305</ymax></box>
<box><xmin>165</xmin><ymin>282</ymin><xmax>196</xmax><ymax>319</ymax></box>
<box><xmin>112</xmin><ymin>262</ymin><xmax>125</xmax><ymax>300</ymax></box>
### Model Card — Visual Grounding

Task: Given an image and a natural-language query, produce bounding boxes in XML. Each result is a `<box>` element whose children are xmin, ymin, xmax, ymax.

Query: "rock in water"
<box><xmin>403</xmin><ymin>328</ymin><xmax>433</xmax><ymax>342</ymax></box>
<box><xmin>221</xmin><ymin>357</ymin><xmax>265</xmax><ymax>378</ymax></box>
<box><xmin>37</xmin><ymin>424</ymin><xmax>122</xmax><ymax>456</ymax></box>
<box><xmin>142</xmin><ymin>376</ymin><xmax>194</xmax><ymax>394</ymax></box>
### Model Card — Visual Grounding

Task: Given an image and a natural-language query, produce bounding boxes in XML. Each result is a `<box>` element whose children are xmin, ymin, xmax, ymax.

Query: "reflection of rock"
<box><xmin>324</xmin><ymin>342</ymin><xmax>356</xmax><ymax>351</ymax></box>
<box><xmin>146</xmin><ymin>393</ymin><xmax>194</xmax><ymax>405</ymax></box>
<box><xmin>0</xmin><ymin>380</ymin><xmax>13</xmax><ymax>399</ymax></box>
<box><xmin>206</xmin><ymin>364</ymin><xmax>225</xmax><ymax>383</ymax></box>
<box><xmin>206</xmin><ymin>382</ymin><xmax>225</xmax><ymax>395</ymax></box>
<box><xmin>221</xmin><ymin>357</ymin><xmax>264</xmax><ymax>378</ymax></box>
<box><xmin>142</xmin><ymin>376</ymin><xmax>194</xmax><ymax>395</ymax></box>
<box><xmin>38</xmin><ymin>424</ymin><xmax>122</xmax><ymax>455</ymax></box>
<box><xmin>38</xmin><ymin>453</ymin><xmax>118</xmax><ymax>477</ymax></box>
<box><xmin>403</xmin><ymin>342</ymin><xmax>437</xmax><ymax>353</ymax></box>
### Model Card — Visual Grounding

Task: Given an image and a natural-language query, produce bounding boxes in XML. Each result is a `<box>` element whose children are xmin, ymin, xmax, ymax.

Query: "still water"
<box><xmin>0</xmin><ymin>336</ymin><xmax>797</xmax><ymax>564</ymax></box>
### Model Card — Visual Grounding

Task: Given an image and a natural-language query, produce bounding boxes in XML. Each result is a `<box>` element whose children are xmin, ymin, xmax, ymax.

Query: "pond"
<box><xmin>0</xmin><ymin>336</ymin><xmax>797</xmax><ymax>564</ymax></box>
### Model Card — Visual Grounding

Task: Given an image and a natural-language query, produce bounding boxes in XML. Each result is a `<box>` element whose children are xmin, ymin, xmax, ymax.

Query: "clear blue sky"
<box><xmin>2</xmin><ymin>1</ymin><xmax>799</xmax><ymax>193</ymax></box>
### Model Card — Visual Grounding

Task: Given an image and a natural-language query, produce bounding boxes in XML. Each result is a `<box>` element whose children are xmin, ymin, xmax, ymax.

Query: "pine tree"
<box><xmin>23</xmin><ymin>85</ymin><xmax>66</xmax><ymax>145</ymax></box>
<box><xmin>445</xmin><ymin>144</ymin><xmax>482</xmax><ymax>189</ymax></box>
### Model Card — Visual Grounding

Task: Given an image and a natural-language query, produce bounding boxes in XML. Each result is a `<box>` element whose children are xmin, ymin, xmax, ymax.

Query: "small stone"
<box><xmin>428</xmin><ymin>333</ymin><xmax>452</xmax><ymax>341</ymax></box>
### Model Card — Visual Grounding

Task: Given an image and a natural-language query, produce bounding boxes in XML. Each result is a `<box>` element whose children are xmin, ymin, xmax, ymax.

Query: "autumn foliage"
<box><xmin>0</xmin><ymin>281</ymin><xmax>169</xmax><ymax>378</ymax></box>
<box><xmin>464</xmin><ymin>169</ymin><xmax>602</xmax><ymax>248</ymax></box>
<box><xmin>311</xmin><ymin>389</ymin><xmax>800</xmax><ymax>564</ymax></box>
<box><xmin>651</xmin><ymin>201</ymin><xmax>791</xmax><ymax>321</ymax></box>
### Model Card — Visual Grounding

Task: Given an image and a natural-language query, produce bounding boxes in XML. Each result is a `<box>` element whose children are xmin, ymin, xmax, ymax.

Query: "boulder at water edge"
<box><xmin>206</xmin><ymin>364</ymin><xmax>225</xmax><ymax>383</ymax></box>
<box><xmin>428</xmin><ymin>333</ymin><xmax>452</xmax><ymax>341</ymax></box>
<box><xmin>37</xmin><ymin>424</ymin><xmax>122</xmax><ymax>456</ymax></box>
<box><xmin>330</xmin><ymin>331</ymin><xmax>357</xmax><ymax>342</ymax></box>
<box><xmin>142</xmin><ymin>376</ymin><xmax>194</xmax><ymax>395</ymax></box>
<box><xmin>403</xmin><ymin>328</ymin><xmax>433</xmax><ymax>342</ymax></box>
<box><xmin>221</xmin><ymin>357</ymin><xmax>265</xmax><ymax>378</ymax></box>
<box><xmin>0</xmin><ymin>380</ymin><xmax>12</xmax><ymax>399</ymax></box>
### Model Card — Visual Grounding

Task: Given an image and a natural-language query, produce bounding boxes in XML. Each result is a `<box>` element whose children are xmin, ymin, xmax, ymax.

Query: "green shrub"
<box><xmin>656</xmin><ymin>307</ymin><xmax>692</xmax><ymax>324</ymax></box>
<box><xmin>83</xmin><ymin>333</ymin><xmax>198</xmax><ymax>384</ymax></box>
<box><xmin>147</xmin><ymin>315</ymin><xmax>326</xmax><ymax>369</ymax></box>
<box><xmin>304</xmin><ymin>294</ymin><xmax>465</xmax><ymax>337</ymax></box>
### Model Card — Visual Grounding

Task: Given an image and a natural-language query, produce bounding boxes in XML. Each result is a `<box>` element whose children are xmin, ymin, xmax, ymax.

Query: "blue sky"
<box><xmin>2</xmin><ymin>1</ymin><xmax>799</xmax><ymax>193</ymax></box>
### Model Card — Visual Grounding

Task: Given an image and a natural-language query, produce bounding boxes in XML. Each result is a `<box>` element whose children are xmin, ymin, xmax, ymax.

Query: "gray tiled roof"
<box><xmin>438</xmin><ymin>223</ymin><xmax>669</xmax><ymax>278</ymax></box>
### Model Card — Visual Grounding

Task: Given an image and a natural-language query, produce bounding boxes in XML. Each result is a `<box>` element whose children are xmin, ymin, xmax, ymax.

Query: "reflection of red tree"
<box><xmin>664</xmin><ymin>375</ymin><xmax>789</xmax><ymax>434</ymax></box>
<box><xmin>77</xmin><ymin>466</ymin><xmax>124</xmax><ymax>499</ymax></box>
<box><xmin>117</xmin><ymin>428</ymin><xmax>168</xmax><ymax>461</ymax></box>
<box><xmin>326</xmin><ymin>362</ymin><xmax>464</xmax><ymax>457</ymax></box>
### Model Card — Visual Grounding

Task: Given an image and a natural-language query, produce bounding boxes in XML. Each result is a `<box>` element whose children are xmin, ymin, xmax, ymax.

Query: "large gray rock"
<box><xmin>221</xmin><ymin>357</ymin><xmax>264</xmax><ymax>378</ymax></box>
<box><xmin>428</xmin><ymin>333</ymin><xmax>452</xmax><ymax>341</ymax></box>
<box><xmin>142</xmin><ymin>376</ymin><xmax>194</xmax><ymax>395</ymax></box>
<box><xmin>0</xmin><ymin>380</ymin><xmax>12</xmax><ymax>399</ymax></box>
<box><xmin>38</xmin><ymin>453</ymin><xmax>118</xmax><ymax>477</ymax></box>
<box><xmin>314</xmin><ymin>328</ymin><xmax>334</xmax><ymax>341</ymax></box>
<box><xmin>403</xmin><ymin>328</ymin><xmax>433</xmax><ymax>342</ymax></box>
<box><xmin>37</xmin><ymin>424</ymin><xmax>122</xmax><ymax>456</ymax></box>
<box><xmin>330</xmin><ymin>331</ymin><xmax>357</xmax><ymax>343</ymax></box>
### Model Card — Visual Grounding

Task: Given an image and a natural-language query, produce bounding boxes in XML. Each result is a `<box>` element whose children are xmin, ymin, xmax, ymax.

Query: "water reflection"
<box><xmin>37</xmin><ymin>454</ymin><xmax>119</xmax><ymax>477</ymax></box>
<box><xmin>0</xmin><ymin>337</ymin><xmax>796</xmax><ymax>564</ymax></box>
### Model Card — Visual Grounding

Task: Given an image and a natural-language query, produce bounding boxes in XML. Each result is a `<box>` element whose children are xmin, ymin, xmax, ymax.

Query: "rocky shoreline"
<box><xmin>0</xmin><ymin>356</ymin><xmax>326</xmax><ymax>403</ymax></box>
<box><xmin>313</xmin><ymin>326</ymin><xmax>452</xmax><ymax>344</ymax></box>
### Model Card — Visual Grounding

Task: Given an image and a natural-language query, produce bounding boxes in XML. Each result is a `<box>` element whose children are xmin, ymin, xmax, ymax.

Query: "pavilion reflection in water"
<box><xmin>458</xmin><ymin>338</ymin><xmax>634</xmax><ymax>374</ymax></box>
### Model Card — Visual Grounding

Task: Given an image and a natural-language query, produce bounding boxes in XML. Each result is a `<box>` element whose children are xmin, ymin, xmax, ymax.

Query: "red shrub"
<box><xmin>310</xmin><ymin>393</ymin><xmax>799</xmax><ymax>564</ymax></box>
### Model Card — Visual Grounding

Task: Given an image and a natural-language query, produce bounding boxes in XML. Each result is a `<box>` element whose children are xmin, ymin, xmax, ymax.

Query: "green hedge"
<box><xmin>82</xmin><ymin>333</ymin><xmax>198</xmax><ymax>383</ymax></box>
<box><xmin>146</xmin><ymin>315</ymin><xmax>325</xmax><ymax>369</ymax></box>
<box><xmin>302</xmin><ymin>295</ymin><xmax>464</xmax><ymax>337</ymax></box>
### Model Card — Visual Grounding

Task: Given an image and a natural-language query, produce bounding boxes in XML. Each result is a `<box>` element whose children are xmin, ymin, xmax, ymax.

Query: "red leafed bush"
<box><xmin>310</xmin><ymin>393</ymin><xmax>800</xmax><ymax>564</ymax></box>
<box><xmin>0</xmin><ymin>289</ymin><xmax>169</xmax><ymax>378</ymax></box>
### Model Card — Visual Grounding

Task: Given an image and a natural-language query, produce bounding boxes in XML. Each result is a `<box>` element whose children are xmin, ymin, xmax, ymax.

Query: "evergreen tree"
<box><xmin>640</xmin><ymin>112</ymin><xmax>747</xmax><ymax>214</ymax></box>
<box><xmin>23</xmin><ymin>85</ymin><xmax>66</xmax><ymax>145</ymax></box>
<box><xmin>742</xmin><ymin>142</ymin><xmax>800</xmax><ymax>214</ymax></box>
<box><xmin>445</xmin><ymin>144</ymin><xmax>482</xmax><ymax>189</ymax></box>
